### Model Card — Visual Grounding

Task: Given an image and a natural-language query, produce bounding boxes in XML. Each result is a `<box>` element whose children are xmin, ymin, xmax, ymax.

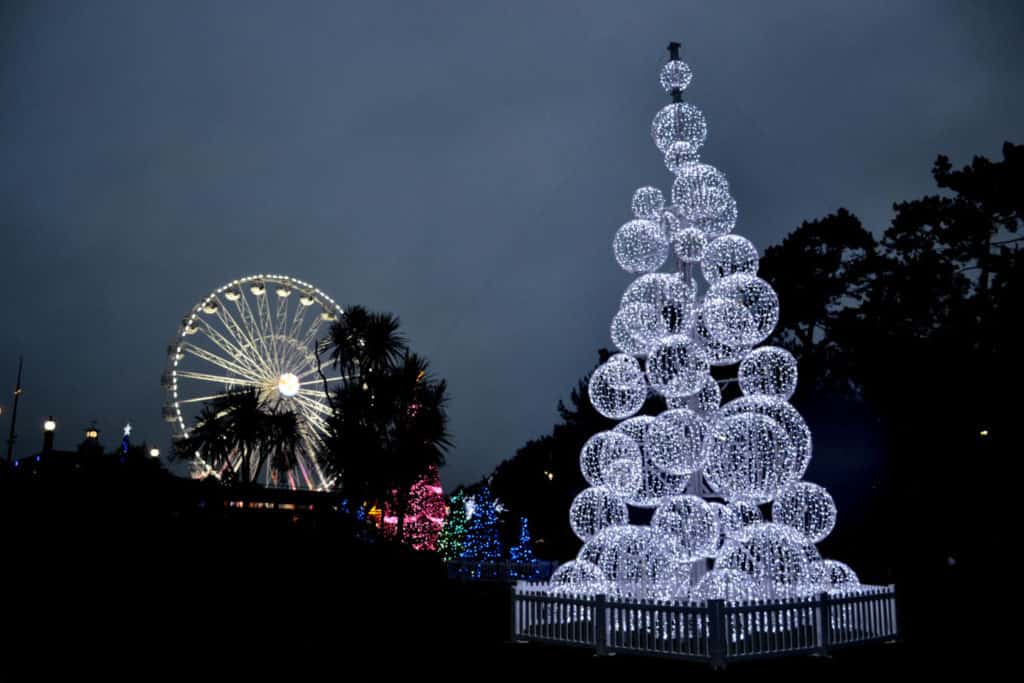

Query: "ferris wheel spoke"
<box><xmin>177</xmin><ymin>392</ymin><xmax>235</xmax><ymax>405</ymax></box>
<box><xmin>256</xmin><ymin>289</ymin><xmax>279</xmax><ymax>372</ymax></box>
<box><xmin>234</xmin><ymin>290</ymin><xmax>279</xmax><ymax>375</ymax></box>
<box><xmin>195</xmin><ymin>316</ymin><xmax>273</xmax><ymax>380</ymax></box>
<box><xmin>298</xmin><ymin>376</ymin><xmax>345</xmax><ymax>385</ymax></box>
<box><xmin>275</xmin><ymin>295</ymin><xmax>291</xmax><ymax>370</ymax></box>
<box><xmin>291</xmin><ymin>393</ymin><xmax>334</xmax><ymax>418</ymax></box>
<box><xmin>173</xmin><ymin>370</ymin><xmax>264</xmax><ymax>387</ymax></box>
<box><xmin>182</xmin><ymin>343</ymin><xmax>264</xmax><ymax>381</ymax></box>
<box><xmin>216</xmin><ymin>295</ymin><xmax>277</xmax><ymax>378</ymax></box>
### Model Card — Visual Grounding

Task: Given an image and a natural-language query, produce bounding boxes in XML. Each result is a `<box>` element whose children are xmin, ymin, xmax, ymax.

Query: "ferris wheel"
<box><xmin>162</xmin><ymin>274</ymin><xmax>344</xmax><ymax>490</ymax></box>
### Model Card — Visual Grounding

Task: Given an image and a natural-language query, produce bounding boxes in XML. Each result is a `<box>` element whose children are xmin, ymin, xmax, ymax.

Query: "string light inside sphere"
<box><xmin>772</xmin><ymin>481</ymin><xmax>837</xmax><ymax>543</ymax></box>
<box><xmin>646</xmin><ymin>334</ymin><xmax>711</xmax><ymax>398</ymax></box>
<box><xmin>651</xmin><ymin>495</ymin><xmax>719</xmax><ymax>561</ymax></box>
<box><xmin>588</xmin><ymin>355</ymin><xmax>648</xmax><ymax>419</ymax></box>
<box><xmin>651</xmin><ymin>103</ymin><xmax>708</xmax><ymax>154</ymax></box>
<box><xmin>614</xmin><ymin>416</ymin><xmax>689</xmax><ymax>508</ymax></box>
<box><xmin>672</xmin><ymin>162</ymin><xmax>731</xmax><ymax>222</ymax></box>
<box><xmin>719</xmin><ymin>394</ymin><xmax>813</xmax><ymax>480</ymax></box>
<box><xmin>614</xmin><ymin>219</ymin><xmax>669</xmax><ymax>273</ymax></box>
<box><xmin>724</xmin><ymin>499</ymin><xmax>764</xmax><ymax>541</ymax></box>
<box><xmin>701</xmin><ymin>235</ymin><xmax>759</xmax><ymax>284</ymax></box>
<box><xmin>706</xmin><ymin>274</ymin><xmax>780</xmax><ymax>346</ymax></box>
<box><xmin>645</xmin><ymin>408</ymin><xmax>708</xmax><ymax>476</ymax></box>
<box><xmin>578</xmin><ymin>525</ymin><xmax>661</xmax><ymax>596</ymax></box>
<box><xmin>550</xmin><ymin>560</ymin><xmax>612</xmax><ymax>596</ymax></box>
<box><xmin>579</xmin><ymin>430</ymin><xmax>643</xmax><ymax>498</ymax></box>
<box><xmin>738</xmin><ymin>346</ymin><xmax>799</xmax><ymax>400</ymax></box>
<box><xmin>621</xmin><ymin>273</ymin><xmax>698</xmax><ymax>335</ymax></box>
<box><xmin>817</xmin><ymin>559</ymin><xmax>860</xmax><ymax>594</ymax></box>
<box><xmin>703</xmin><ymin>412</ymin><xmax>797</xmax><ymax>503</ymax></box>
<box><xmin>671</xmin><ymin>225</ymin><xmax>708</xmax><ymax>263</ymax></box>
<box><xmin>667</xmin><ymin>373</ymin><xmax>722</xmax><ymax>415</ymax></box>
<box><xmin>702</xmin><ymin>297</ymin><xmax>758</xmax><ymax>348</ymax></box>
<box><xmin>693</xmin><ymin>194</ymin><xmax>738</xmax><ymax>239</ymax></box>
<box><xmin>631</xmin><ymin>186</ymin><xmax>665</xmax><ymax>219</ymax></box>
<box><xmin>664</xmin><ymin>141</ymin><xmax>700</xmax><ymax>174</ymax></box>
<box><xmin>716</xmin><ymin>523</ymin><xmax>812</xmax><ymax>598</ymax></box>
<box><xmin>694</xmin><ymin>568</ymin><xmax>759</xmax><ymax>601</ymax></box>
<box><xmin>611</xmin><ymin>302</ymin><xmax>668</xmax><ymax>356</ymax></box>
<box><xmin>691</xmin><ymin>308</ymin><xmax>751</xmax><ymax>366</ymax></box>
<box><xmin>659</xmin><ymin>60</ymin><xmax>693</xmax><ymax>93</ymax></box>
<box><xmin>570</xmin><ymin>486</ymin><xmax>630</xmax><ymax>541</ymax></box>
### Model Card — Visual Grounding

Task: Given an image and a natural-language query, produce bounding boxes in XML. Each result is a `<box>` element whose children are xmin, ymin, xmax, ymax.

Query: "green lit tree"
<box><xmin>437</xmin><ymin>491</ymin><xmax>468</xmax><ymax>561</ymax></box>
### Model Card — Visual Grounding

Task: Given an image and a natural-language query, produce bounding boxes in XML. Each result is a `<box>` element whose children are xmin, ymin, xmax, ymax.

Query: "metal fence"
<box><xmin>511</xmin><ymin>583</ymin><xmax>897</xmax><ymax>667</ymax></box>
<box><xmin>446</xmin><ymin>559</ymin><xmax>559</xmax><ymax>583</ymax></box>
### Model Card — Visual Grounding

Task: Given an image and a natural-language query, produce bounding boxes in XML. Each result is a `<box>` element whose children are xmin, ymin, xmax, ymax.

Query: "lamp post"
<box><xmin>149</xmin><ymin>447</ymin><xmax>160</xmax><ymax>459</ymax></box>
<box><xmin>43</xmin><ymin>417</ymin><xmax>56</xmax><ymax>453</ymax></box>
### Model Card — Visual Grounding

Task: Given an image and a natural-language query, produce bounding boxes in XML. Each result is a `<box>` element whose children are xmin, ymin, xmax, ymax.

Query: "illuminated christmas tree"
<box><xmin>437</xmin><ymin>490</ymin><xmax>468</xmax><ymax>561</ymax></box>
<box><xmin>551</xmin><ymin>43</ymin><xmax>860</xmax><ymax>602</ymax></box>
<box><xmin>381</xmin><ymin>466</ymin><xmax>447</xmax><ymax>551</ymax></box>
<box><xmin>460</xmin><ymin>486</ymin><xmax>501</xmax><ymax>564</ymax></box>
<box><xmin>508</xmin><ymin>516</ymin><xmax>536</xmax><ymax>564</ymax></box>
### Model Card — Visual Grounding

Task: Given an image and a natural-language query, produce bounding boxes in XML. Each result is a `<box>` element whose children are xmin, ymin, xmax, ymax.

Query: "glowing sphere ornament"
<box><xmin>570</xmin><ymin>486</ymin><xmax>629</xmax><ymax>541</ymax></box>
<box><xmin>724</xmin><ymin>499</ymin><xmax>764</xmax><ymax>541</ymax></box>
<box><xmin>578</xmin><ymin>525</ymin><xmax>660</xmax><ymax>594</ymax></box>
<box><xmin>691</xmin><ymin>308</ymin><xmax>751</xmax><ymax>366</ymax></box>
<box><xmin>651</xmin><ymin>102</ymin><xmax>707</xmax><ymax>154</ymax></box>
<box><xmin>614</xmin><ymin>219</ymin><xmax>669</xmax><ymax>273</ymax></box>
<box><xmin>672</xmin><ymin>163</ymin><xmax>731</xmax><ymax>222</ymax></box>
<box><xmin>664</xmin><ymin>141</ymin><xmax>700</xmax><ymax>174</ymax></box>
<box><xmin>671</xmin><ymin>225</ymin><xmax>708</xmax><ymax>263</ymax></box>
<box><xmin>716</xmin><ymin>523</ymin><xmax>812</xmax><ymax>598</ymax></box>
<box><xmin>611</xmin><ymin>303</ymin><xmax>668</xmax><ymax>356</ymax></box>
<box><xmin>694</xmin><ymin>194</ymin><xmax>738</xmax><ymax>239</ymax></box>
<box><xmin>659</xmin><ymin>60</ymin><xmax>693</xmax><ymax>93</ymax></box>
<box><xmin>706</xmin><ymin>274</ymin><xmax>780</xmax><ymax>345</ymax></box>
<box><xmin>580</xmin><ymin>430</ymin><xmax>644</xmax><ymax>498</ymax></box>
<box><xmin>693</xmin><ymin>568</ymin><xmax>758</xmax><ymax>601</ymax></box>
<box><xmin>621</xmin><ymin>273</ymin><xmax>698</xmax><ymax>335</ymax></box>
<box><xmin>703</xmin><ymin>412</ymin><xmax>797</xmax><ymax>503</ymax></box>
<box><xmin>615</xmin><ymin>416</ymin><xmax>689</xmax><ymax>508</ymax></box>
<box><xmin>645</xmin><ymin>408</ymin><xmax>708</xmax><ymax>476</ymax></box>
<box><xmin>631</xmin><ymin>186</ymin><xmax>665</xmax><ymax>219</ymax></box>
<box><xmin>738</xmin><ymin>346</ymin><xmax>798</xmax><ymax>400</ymax></box>
<box><xmin>702</xmin><ymin>297</ymin><xmax>757</xmax><ymax>348</ymax></box>
<box><xmin>667</xmin><ymin>373</ymin><xmax>722</xmax><ymax>415</ymax></box>
<box><xmin>772</xmin><ymin>482</ymin><xmax>837</xmax><ymax>543</ymax></box>
<box><xmin>550</xmin><ymin>560</ymin><xmax>611</xmax><ymax>596</ymax></box>
<box><xmin>719</xmin><ymin>395</ymin><xmax>813</xmax><ymax>480</ymax></box>
<box><xmin>817</xmin><ymin>559</ymin><xmax>860</xmax><ymax>593</ymax></box>
<box><xmin>701</xmin><ymin>235</ymin><xmax>759</xmax><ymax>284</ymax></box>
<box><xmin>645</xmin><ymin>335</ymin><xmax>710</xmax><ymax>398</ymax></box>
<box><xmin>651</xmin><ymin>495</ymin><xmax>719</xmax><ymax>561</ymax></box>
<box><xmin>588</xmin><ymin>355</ymin><xmax>648</xmax><ymax>419</ymax></box>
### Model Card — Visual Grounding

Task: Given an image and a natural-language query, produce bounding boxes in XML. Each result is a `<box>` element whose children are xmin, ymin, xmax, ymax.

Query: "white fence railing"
<box><xmin>511</xmin><ymin>583</ymin><xmax>898</xmax><ymax>667</ymax></box>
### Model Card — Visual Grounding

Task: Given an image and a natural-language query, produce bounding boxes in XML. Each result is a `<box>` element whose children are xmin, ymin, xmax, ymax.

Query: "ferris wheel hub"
<box><xmin>277</xmin><ymin>372</ymin><xmax>300</xmax><ymax>397</ymax></box>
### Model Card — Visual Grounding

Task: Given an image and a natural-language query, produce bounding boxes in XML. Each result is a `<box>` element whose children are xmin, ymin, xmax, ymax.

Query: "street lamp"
<box><xmin>149</xmin><ymin>447</ymin><xmax>160</xmax><ymax>458</ymax></box>
<box><xmin>44</xmin><ymin>418</ymin><xmax>56</xmax><ymax>432</ymax></box>
<box><xmin>42</xmin><ymin>416</ymin><xmax>56</xmax><ymax>453</ymax></box>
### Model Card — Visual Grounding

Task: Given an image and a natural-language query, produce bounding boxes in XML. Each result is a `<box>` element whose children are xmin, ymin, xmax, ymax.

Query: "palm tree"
<box><xmin>176</xmin><ymin>388</ymin><xmax>304</xmax><ymax>486</ymax></box>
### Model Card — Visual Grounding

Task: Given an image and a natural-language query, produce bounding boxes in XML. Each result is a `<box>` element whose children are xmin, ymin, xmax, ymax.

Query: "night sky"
<box><xmin>2</xmin><ymin>1</ymin><xmax>1022</xmax><ymax>490</ymax></box>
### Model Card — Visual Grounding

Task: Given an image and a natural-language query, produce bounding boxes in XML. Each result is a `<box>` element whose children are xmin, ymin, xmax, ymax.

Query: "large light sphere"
<box><xmin>738</xmin><ymin>346</ymin><xmax>798</xmax><ymax>400</ymax></box>
<box><xmin>277</xmin><ymin>372</ymin><xmax>300</xmax><ymax>397</ymax></box>
<box><xmin>693</xmin><ymin>194</ymin><xmax>738</xmax><ymax>239</ymax></box>
<box><xmin>672</xmin><ymin>163</ymin><xmax>731</xmax><ymax>221</ymax></box>
<box><xmin>611</xmin><ymin>303</ymin><xmax>668</xmax><ymax>357</ymax></box>
<box><xmin>613</xmin><ymin>219</ymin><xmax>669</xmax><ymax>273</ymax></box>
<box><xmin>645</xmin><ymin>408</ymin><xmax>708</xmax><ymax>476</ymax></box>
<box><xmin>691</xmin><ymin>308</ymin><xmax>751</xmax><ymax>366</ymax></box>
<box><xmin>716</xmin><ymin>523</ymin><xmax>812</xmax><ymax>598</ymax></box>
<box><xmin>703</xmin><ymin>412</ymin><xmax>797</xmax><ymax>503</ymax></box>
<box><xmin>701</xmin><ymin>235</ymin><xmax>759</xmax><ymax>284</ymax></box>
<box><xmin>702</xmin><ymin>297</ymin><xmax>757</xmax><ymax>348</ymax></box>
<box><xmin>817</xmin><ymin>559</ymin><xmax>860</xmax><ymax>593</ymax></box>
<box><xmin>631</xmin><ymin>186</ymin><xmax>665</xmax><ymax>219</ymax></box>
<box><xmin>550</xmin><ymin>560</ymin><xmax>611</xmax><ymax>596</ymax></box>
<box><xmin>724</xmin><ymin>499</ymin><xmax>764</xmax><ymax>541</ymax></box>
<box><xmin>671</xmin><ymin>225</ymin><xmax>708</xmax><ymax>263</ymax></box>
<box><xmin>645</xmin><ymin>335</ymin><xmax>710</xmax><ymax>398</ymax></box>
<box><xmin>651</xmin><ymin>103</ymin><xmax>708</xmax><ymax>154</ymax></box>
<box><xmin>719</xmin><ymin>395</ymin><xmax>813</xmax><ymax>480</ymax></box>
<box><xmin>667</xmin><ymin>373</ymin><xmax>722</xmax><ymax>415</ymax></box>
<box><xmin>621</xmin><ymin>273</ymin><xmax>698</xmax><ymax>335</ymax></box>
<box><xmin>772</xmin><ymin>482</ymin><xmax>837</xmax><ymax>543</ymax></box>
<box><xmin>659</xmin><ymin>60</ymin><xmax>693</xmax><ymax>93</ymax></box>
<box><xmin>614</xmin><ymin>416</ymin><xmax>689</xmax><ymax>508</ymax></box>
<box><xmin>588</xmin><ymin>356</ymin><xmax>648</xmax><ymax>419</ymax></box>
<box><xmin>651</xmin><ymin>495</ymin><xmax>719</xmax><ymax>561</ymax></box>
<box><xmin>578</xmin><ymin>525</ymin><xmax>660</xmax><ymax>595</ymax></box>
<box><xmin>570</xmin><ymin>486</ymin><xmax>629</xmax><ymax>541</ymax></box>
<box><xmin>706</xmin><ymin>274</ymin><xmax>780</xmax><ymax>346</ymax></box>
<box><xmin>664</xmin><ymin>141</ymin><xmax>700</xmax><ymax>174</ymax></box>
<box><xmin>579</xmin><ymin>430</ymin><xmax>643</xmax><ymax>496</ymax></box>
<box><xmin>693</xmin><ymin>568</ymin><xmax>758</xmax><ymax>601</ymax></box>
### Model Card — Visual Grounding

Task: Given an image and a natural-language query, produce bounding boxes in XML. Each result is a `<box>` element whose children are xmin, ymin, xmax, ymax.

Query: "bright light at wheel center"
<box><xmin>278</xmin><ymin>373</ymin><xmax>300</xmax><ymax>397</ymax></box>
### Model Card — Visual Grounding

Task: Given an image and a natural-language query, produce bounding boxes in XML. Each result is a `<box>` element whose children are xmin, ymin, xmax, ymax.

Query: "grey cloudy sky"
<box><xmin>2</xmin><ymin>1</ymin><xmax>1022</xmax><ymax>489</ymax></box>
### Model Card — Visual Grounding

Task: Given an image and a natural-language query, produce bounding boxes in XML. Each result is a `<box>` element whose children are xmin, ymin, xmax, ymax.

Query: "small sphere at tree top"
<box><xmin>588</xmin><ymin>355</ymin><xmax>648</xmax><ymax>419</ymax></box>
<box><xmin>611</xmin><ymin>302</ymin><xmax>668</xmax><ymax>357</ymax></box>
<box><xmin>671</xmin><ymin>225</ymin><xmax>708</xmax><ymax>263</ymax></box>
<box><xmin>550</xmin><ymin>560</ymin><xmax>611</xmax><ymax>596</ymax></box>
<box><xmin>646</xmin><ymin>334</ymin><xmax>710</xmax><ymax>398</ymax></box>
<box><xmin>580</xmin><ymin>430</ymin><xmax>643</xmax><ymax>498</ymax></box>
<box><xmin>701</xmin><ymin>235</ymin><xmax>759</xmax><ymax>284</ymax></box>
<box><xmin>703</xmin><ymin>412</ymin><xmax>798</xmax><ymax>503</ymax></box>
<box><xmin>739</xmin><ymin>346</ymin><xmax>798</xmax><ymax>400</ymax></box>
<box><xmin>651</xmin><ymin>495</ymin><xmax>719</xmax><ymax>561</ymax></box>
<box><xmin>772</xmin><ymin>481</ymin><xmax>837</xmax><ymax>543</ymax></box>
<box><xmin>631</xmin><ymin>186</ymin><xmax>665</xmax><ymax>219</ymax></box>
<box><xmin>645</xmin><ymin>408</ymin><xmax>708</xmax><ymax>476</ymax></box>
<box><xmin>659</xmin><ymin>60</ymin><xmax>693</xmax><ymax>93</ymax></box>
<box><xmin>652</xmin><ymin>102</ymin><xmax>708</xmax><ymax>154</ymax></box>
<box><xmin>614</xmin><ymin>219</ymin><xmax>669</xmax><ymax>273</ymax></box>
<box><xmin>570</xmin><ymin>486</ymin><xmax>629</xmax><ymax>541</ymax></box>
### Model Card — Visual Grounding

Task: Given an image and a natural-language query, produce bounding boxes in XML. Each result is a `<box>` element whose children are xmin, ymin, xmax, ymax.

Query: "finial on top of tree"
<box><xmin>667</xmin><ymin>42</ymin><xmax>683</xmax><ymax>102</ymax></box>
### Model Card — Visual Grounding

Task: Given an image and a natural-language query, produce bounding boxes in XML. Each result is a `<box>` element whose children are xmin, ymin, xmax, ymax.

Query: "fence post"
<box><xmin>708</xmin><ymin>599</ymin><xmax>726</xmax><ymax>669</ymax></box>
<box><xmin>816</xmin><ymin>592</ymin><xmax>830</xmax><ymax>655</ymax></box>
<box><xmin>594</xmin><ymin>594</ymin><xmax>608</xmax><ymax>656</ymax></box>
